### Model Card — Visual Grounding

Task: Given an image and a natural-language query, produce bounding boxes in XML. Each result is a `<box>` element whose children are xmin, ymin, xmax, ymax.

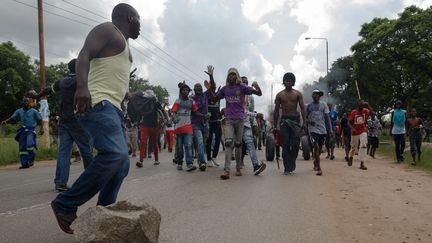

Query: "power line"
<box><xmin>44</xmin><ymin>1</ymin><xmax>99</xmax><ymax>24</ymax></box>
<box><xmin>130</xmin><ymin>46</ymin><xmax>189</xmax><ymax>80</ymax></box>
<box><xmin>62</xmin><ymin>0</ymin><xmax>108</xmax><ymax>21</ymax></box>
<box><xmin>10</xmin><ymin>0</ymin><xmax>93</xmax><ymax>27</ymax></box>
<box><xmin>0</xmin><ymin>37</ymin><xmax>66</xmax><ymax>59</ymax></box>
<box><xmin>61</xmin><ymin>0</ymin><xmax>206</xmax><ymax>81</ymax></box>
<box><xmin>139</xmin><ymin>35</ymin><xmax>206</xmax><ymax>80</ymax></box>
<box><xmin>133</xmin><ymin>41</ymin><xmax>198</xmax><ymax>82</ymax></box>
<box><xmin>10</xmin><ymin>0</ymin><xmax>202</xmax><ymax>82</ymax></box>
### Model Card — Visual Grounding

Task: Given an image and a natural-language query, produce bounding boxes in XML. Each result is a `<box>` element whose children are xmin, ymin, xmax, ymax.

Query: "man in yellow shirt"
<box><xmin>51</xmin><ymin>3</ymin><xmax>141</xmax><ymax>234</ymax></box>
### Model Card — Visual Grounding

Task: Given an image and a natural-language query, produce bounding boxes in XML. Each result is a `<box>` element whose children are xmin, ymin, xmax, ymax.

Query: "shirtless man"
<box><xmin>273</xmin><ymin>72</ymin><xmax>307</xmax><ymax>174</ymax></box>
<box><xmin>51</xmin><ymin>3</ymin><xmax>140</xmax><ymax>234</ymax></box>
<box><xmin>407</xmin><ymin>108</ymin><xmax>423</xmax><ymax>165</ymax></box>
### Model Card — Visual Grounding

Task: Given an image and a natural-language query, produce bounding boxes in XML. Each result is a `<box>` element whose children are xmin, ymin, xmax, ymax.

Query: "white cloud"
<box><xmin>403</xmin><ymin>0</ymin><xmax>432</xmax><ymax>8</ymax></box>
<box><xmin>258</xmin><ymin>23</ymin><xmax>275</xmax><ymax>41</ymax></box>
<box><xmin>241</xmin><ymin>0</ymin><xmax>287</xmax><ymax>22</ymax></box>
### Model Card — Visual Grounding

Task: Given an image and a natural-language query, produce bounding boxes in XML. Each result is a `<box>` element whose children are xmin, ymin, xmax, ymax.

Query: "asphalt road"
<box><xmin>3</xmin><ymin>147</ymin><xmax>428</xmax><ymax>243</ymax></box>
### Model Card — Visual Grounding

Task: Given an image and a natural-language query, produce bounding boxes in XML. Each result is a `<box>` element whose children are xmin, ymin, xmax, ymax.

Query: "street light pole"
<box><xmin>305</xmin><ymin>37</ymin><xmax>329</xmax><ymax>76</ymax></box>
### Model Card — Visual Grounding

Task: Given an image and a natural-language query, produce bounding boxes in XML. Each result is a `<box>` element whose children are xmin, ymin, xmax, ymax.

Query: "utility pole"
<box><xmin>38</xmin><ymin>0</ymin><xmax>50</xmax><ymax>149</ymax></box>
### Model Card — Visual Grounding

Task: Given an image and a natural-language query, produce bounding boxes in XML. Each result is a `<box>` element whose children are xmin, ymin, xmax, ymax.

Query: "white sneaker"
<box><xmin>207</xmin><ymin>160</ymin><xmax>214</xmax><ymax>167</ymax></box>
<box><xmin>211</xmin><ymin>158</ymin><xmax>220</xmax><ymax>167</ymax></box>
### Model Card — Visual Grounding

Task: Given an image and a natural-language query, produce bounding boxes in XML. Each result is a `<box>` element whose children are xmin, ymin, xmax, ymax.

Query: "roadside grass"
<box><xmin>0</xmin><ymin>136</ymin><xmax>58</xmax><ymax>167</ymax></box>
<box><xmin>377</xmin><ymin>135</ymin><xmax>432</xmax><ymax>171</ymax></box>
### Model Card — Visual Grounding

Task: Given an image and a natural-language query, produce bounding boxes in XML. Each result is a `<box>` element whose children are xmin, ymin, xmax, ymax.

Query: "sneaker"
<box><xmin>330</xmin><ymin>155</ymin><xmax>335</xmax><ymax>160</ymax></box>
<box><xmin>212</xmin><ymin>159</ymin><xmax>220</xmax><ymax>167</ymax></box>
<box><xmin>220</xmin><ymin>170</ymin><xmax>230</xmax><ymax>180</ymax></box>
<box><xmin>316</xmin><ymin>169</ymin><xmax>323</xmax><ymax>176</ymax></box>
<box><xmin>177</xmin><ymin>164</ymin><xmax>183</xmax><ymax>171</ymax></box>
<box><xmin>348</xmin><ymin>157</ymin><xmax>353</xmax><ymax>166</ymax></box>
<box><xmin>136</xmin><ymin>161</ymin><xmax>143</xmax><ymax>168</ymax></box>
<box><xmin>199</xmin><ymin>162</ymin><xmax>206</xmax><ymax>171</ymax></box>
<box><xmin>19</xmin><ymin>165</ymin><xmax>30</xmax><ymax>169</ymax></box>
<box><xmin>153</xmin><ymin>161</ymin><xmax>160</xmax><ymax>165</ymax></box>
<box><xmin>283</xmin><ymin>171</ymin><xmax>291</xmax><ymax>175</ymax></box>
<box><xmin>186</xmin><ymin>164</ymin><xmax>197</xmax><ymax>172</ymax></box>
<box><xmin>207</xmin><ymin>160</ymin><xmax>214</xmax><ymax>167</ymax></box>
<box><xmin>51</xmin><ymin>201</ymin><xmax>76</xmax><ymax>234</ymax></box>
<box><xmin>253</xmin><ymin>162</ymin><xmax>267</xmax><ymax>175</ymax></box>
<box><xmin>55</xmin><ymin>184</ymin><xmax>69</xmax><ymax>192</ymax></box>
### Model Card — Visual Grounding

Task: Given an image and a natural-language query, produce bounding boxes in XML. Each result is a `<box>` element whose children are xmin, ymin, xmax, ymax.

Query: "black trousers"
<box><xmin>280</xmin><ymin>116</ymin><xmax>301</xmax><ymax>172</ymax></box>
<box><xmin>206</xmin><ymin>121</ymin><xmax>222</xmax><ymax>160</ymax></box>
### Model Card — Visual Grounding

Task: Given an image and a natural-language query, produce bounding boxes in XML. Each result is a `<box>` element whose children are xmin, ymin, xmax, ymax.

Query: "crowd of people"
<box><xmin>0</xmin><ymin>2</ymin><xmax>431</xmax><ymax>235</ymax></box>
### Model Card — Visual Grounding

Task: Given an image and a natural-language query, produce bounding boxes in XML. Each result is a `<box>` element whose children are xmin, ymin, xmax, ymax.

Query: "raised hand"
<box><xmin>252</xmin><ymin>81</ymin><xmax>259</xmax><ymax>89</ymax></box>
<box><xmin>205</xmin><ymin>65</ymin><xmax>214</xmax><ymax>76</ymax></box>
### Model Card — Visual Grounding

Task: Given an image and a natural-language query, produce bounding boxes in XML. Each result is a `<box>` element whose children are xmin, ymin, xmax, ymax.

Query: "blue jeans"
<box><xmin>192</xmin><ymin>123</ymin><xmax>208</xmax><ymax>163</ymax></box>
<box><xmin>53</xmin><ymin>101</ymin><xmax>130</xmax><ymax>214</ymax></box>
<box><xmin>54</xmin><ymin>119</ymin><xmax>93</xmax><ymax>186</ymax></box>
<box><xmin>176</xmin><ymin>133</ymin><xmax>193</xmax><ymax>165</ymax></box>
<box><xmin>242</xmin><ymin>126</ymin><xmax>259</xmax><ymax>167</ymax></box>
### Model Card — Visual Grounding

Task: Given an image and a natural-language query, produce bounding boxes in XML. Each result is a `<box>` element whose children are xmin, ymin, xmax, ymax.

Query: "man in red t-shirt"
<box><xmin>348</xmin><ymin>100</ymin><xmax>375</xmax><ymax>170</ymax></box>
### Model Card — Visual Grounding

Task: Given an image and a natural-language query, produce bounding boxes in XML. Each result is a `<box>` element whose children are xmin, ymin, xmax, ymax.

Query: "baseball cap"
<box><xmin>312</xmin><ymin>89</ymin><xmax>324</xmax><ymax>96</ymax></box>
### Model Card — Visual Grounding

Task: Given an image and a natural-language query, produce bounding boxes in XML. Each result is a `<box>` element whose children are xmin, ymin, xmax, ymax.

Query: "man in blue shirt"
<box><xmin>1</xmin><ymin>97</ymin><xmax>44</xmax><ymax>169</ymax></box>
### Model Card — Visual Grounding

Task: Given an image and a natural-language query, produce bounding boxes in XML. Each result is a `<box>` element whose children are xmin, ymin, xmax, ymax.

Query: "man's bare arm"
<box><xmin>297</xmin><ymin>91</ymin><xmax>307</xmax><ymax>126</ymax></box>
<box><xmin>251</xmin><ymin>81</ymin><xmax>262</xmax><ymax>96</ymax></box>
<box><xmin>273</xmin><ymin>96</ymin><xmax>280</xmax><ymax>129</ymax></box>
<box><xmin>75</xmin><ymin>23</ymin><xmax>114</xmax><ymax>115</ymax></box>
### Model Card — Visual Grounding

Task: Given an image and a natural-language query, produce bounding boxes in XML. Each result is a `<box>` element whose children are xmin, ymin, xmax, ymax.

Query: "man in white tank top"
<box><xmin>51</xmin><ymin>3</ymin><xmax>141</xmax><ymax>234</ymax></box>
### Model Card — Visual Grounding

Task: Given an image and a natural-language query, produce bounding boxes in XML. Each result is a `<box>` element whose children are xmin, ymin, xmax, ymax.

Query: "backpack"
<box><xmin>127</xmin><ymin>92</ymin><xmax>157</xmax><ymax>123</ymax></box>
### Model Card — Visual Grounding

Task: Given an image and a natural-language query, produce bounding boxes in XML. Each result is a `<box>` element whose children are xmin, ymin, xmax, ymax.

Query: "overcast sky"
<box><xmin>1</xmin><ymin>0</ymin><xmax>431</xmax><ymax>113</ymax></box>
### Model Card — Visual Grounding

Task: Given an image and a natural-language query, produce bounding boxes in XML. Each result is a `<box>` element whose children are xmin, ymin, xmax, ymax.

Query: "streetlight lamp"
<box><xmin>305</xmin><ymin>37</ymin><xmax>329</xmax><ymax>76</ymax></box>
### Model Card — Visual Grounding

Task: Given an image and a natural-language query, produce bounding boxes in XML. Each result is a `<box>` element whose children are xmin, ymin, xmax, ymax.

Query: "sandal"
<box><xmin>220</xmin><ymin>171</ymin><xmax>230</xmax><ymax>180</ymax></box>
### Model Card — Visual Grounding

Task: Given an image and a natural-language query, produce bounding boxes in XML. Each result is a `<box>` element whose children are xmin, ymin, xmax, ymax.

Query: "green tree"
<box><xmin>351</xmin><ymin>6</ymin><xmax>432</xmax><ymax>117</ymax></box>
<box><xmin>0</xmin><ymin>41</ymin><xmax>37</xmax><ymax>120</ymax></box>
<box><xmin>129</xmin><ymin>76</ymin><xmax>169</xmax><ymax>102</ymax></box>
<box><xmin>33</xmin><ymin>61</ymin><xmax>69</xmax><ymax>117</ymax></box>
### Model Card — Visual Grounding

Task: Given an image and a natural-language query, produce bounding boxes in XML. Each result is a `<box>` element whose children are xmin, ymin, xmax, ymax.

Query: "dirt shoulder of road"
<box><xmin>0</xmin><ymin>160</ymin><xmax>56</xmax><ymax>171</ymax></box>
<box><xmin>322</xmin><ymin>148</ymin><xmax>432</xmax><ymax>243</ymax></box>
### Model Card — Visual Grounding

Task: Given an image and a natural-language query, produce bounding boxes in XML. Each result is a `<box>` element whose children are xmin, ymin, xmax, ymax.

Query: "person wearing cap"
<box><xmin>210</xmin><ymin>67</ymin><xmax>262</xmax><ymax>179</ymax></box>
<box><xmin>347</xmin><ymin>100</ymin><xmax>375</xmax><ymax>169</ymax></box>
<box><xmin>171</xmin><ymin>81</ymin><xmax>207</xmax><ymax>171</ymax></box>
<box><xmin>390</xmin><ymin>100</ymin><xmax>407</xmax><ymax>163</ymax></box>
<box><xmin>273</xmin><ymin>72</ymin><xmax>307</xmax><ymax>175</ymax></box>
<box><xmin>306</xmin><ymin>89</ymin><xmax>333</xmax><ymax>176</ymax></box>
<box><xmin>1</xmin><ymin>96</ymin><xmax>44</xmax><ymax>169</ymax></box>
